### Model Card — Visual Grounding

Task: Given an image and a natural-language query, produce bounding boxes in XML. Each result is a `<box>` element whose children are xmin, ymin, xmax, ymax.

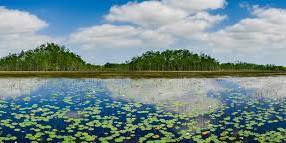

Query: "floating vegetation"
<box><xmin>0</xmin><ymin>78</ymin><xmax>285</xmax><ymax>142</ymax></box>
<box><xmin>102</xmin><ymin>78</ymin><xmax>222</xmax><ymax>116</ymax></box>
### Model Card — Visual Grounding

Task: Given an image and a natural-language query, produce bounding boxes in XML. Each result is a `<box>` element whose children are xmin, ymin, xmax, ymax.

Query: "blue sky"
<box><xmin>1</xmin><ymin>0</ymin><xmax>145</xmax><ymax>36</ymax></box>
<box><xmin>1</xmin><ymin>0</ymin><xmax>286</xmax><ymax>65</ymax></box>
<box><xmin>2</xmin><ymin>0</ymin><xmax>285</xmax><ymax>36</ymax></box>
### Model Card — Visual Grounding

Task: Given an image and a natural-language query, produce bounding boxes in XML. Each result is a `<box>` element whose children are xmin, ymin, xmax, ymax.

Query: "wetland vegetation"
<box><xmin>0</xmin><ymin>44</ymin><xmax>286</xmax><ymax>143</ymax></box>
<box><xmin>0</xmin><ymin>43</ymin><xmax>285</xmax><ymax>73</ymax></box>
<box><xmin>0</xmin><ymin>77</ymin><xmax>286</xmax><ymax>142</ymax></box>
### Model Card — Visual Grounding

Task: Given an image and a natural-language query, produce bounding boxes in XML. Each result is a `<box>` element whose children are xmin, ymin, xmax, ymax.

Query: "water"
<box><xmin>0</xmin><ymin>77</ymin><xmax>285</xmax><ymax>142</ymax></box>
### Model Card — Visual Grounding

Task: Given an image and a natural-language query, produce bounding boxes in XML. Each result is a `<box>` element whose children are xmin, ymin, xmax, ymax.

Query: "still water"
<box><xmin>0</xmin><ymin>77</ymin><xmax>285</xmax><ymax>142</ymax></box>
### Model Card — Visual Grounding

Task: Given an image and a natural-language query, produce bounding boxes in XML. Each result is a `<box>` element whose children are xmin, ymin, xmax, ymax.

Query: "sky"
<box><xmin>1</xmin><ymin>0</ymin><xmax>286</xmax><ymax>65</ymax></box>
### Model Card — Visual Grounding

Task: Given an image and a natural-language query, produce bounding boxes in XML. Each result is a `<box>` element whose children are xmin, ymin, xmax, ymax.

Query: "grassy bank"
<box><xmin>0</xmin><ymin>71</ymin><xmax>286</xmax><ymax>78</ymax></box>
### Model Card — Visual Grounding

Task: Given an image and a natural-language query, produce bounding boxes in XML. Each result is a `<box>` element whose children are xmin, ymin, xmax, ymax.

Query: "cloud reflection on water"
<box><xmin>101</xmin><ymin>78</ymin><xmax>223</xmax><ymax>115</ymax></box>
<box><xmin>0</xmin><ymin>78</ymin><xmax>46</xmax><ymax>99</ymax></box>
<box><xmin>231</xmin><ymin>76</ymin><xmax>286</xmax><ymax>100</ymax></box>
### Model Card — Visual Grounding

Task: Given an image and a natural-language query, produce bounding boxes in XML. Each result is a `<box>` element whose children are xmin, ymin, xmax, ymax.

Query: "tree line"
<box><xmin>105</xmin><ymin>50</ymin><xmax>285</xmax><ymax>71</ymax></box>
<box><xmin>0</xmin><ymin>43</ymin><xmax>97</xmax><ymax>71</ymax></box>
<box><xmin>128</xmin><ymin>50</ymin><xmax>220</xmax><ymax>71</ymax></box>
<box><xmin>0</xmin><ymin>43</ymin><xmax>285</xmax><ymax>71</ymax></box>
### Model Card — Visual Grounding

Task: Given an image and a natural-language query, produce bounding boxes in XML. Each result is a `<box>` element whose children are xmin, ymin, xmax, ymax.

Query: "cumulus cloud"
<box><xmin>159</xmin><ymin>12</ymin><xmax>226</xmax><ymax>39</ymax></box>
<box><xmin>105</xmin><ymin>0</ymin><xmax>226</xmax><ymax>31</ymax></box>
<box><xmin>105</xmin><ymin>1</ymin><xmax>188</xmax><ymax>28</ymax></box>
<box><xmin>68</xmin><ymin>0</ymin><xmax>226</xmax><ymax>63</ymax></box>
<box><xmin>0</xmin><ymin>6</ymin><xmax>48</xmax><ymax>34</ymax></box>
<box><xmin>0</xmin><ymin>7</ymin><xmax>54</xmax><ymax>57</ymax></box>
<box><xmin>36</xmin><ymin>0</ymin><xmax>286</xmax><ymax>65</ymax></box>
<box><xmin>69</xmin><ymin>24</ymin><xmax>142</xmax><ymax>48</ymax></box>
<box><xmin>207</xmin><ymin>7</ymin><xmax>286</xmax><ymax>64</ymax></box>
<box><xmin>164</xmin><ymin>0</ymin><xmax>226</xmax><ymax>12</ymax></box>
<box><xmin>3</xmin><ymin>0</ymin><xmax>284</xmax><ymax>65</ymax></box>
<box><xmin>69</xmin><ymin>0</ymin><xmax>226</xmax><ymax>64</ymax></box>
<box><xmin>69</xmin><ymin>24</ymin><xmax>174</xmax><ymax>50</ymax></box>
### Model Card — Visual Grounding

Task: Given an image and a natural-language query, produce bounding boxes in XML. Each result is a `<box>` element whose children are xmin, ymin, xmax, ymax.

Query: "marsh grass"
<box><xmin>0</xmin><ymin>71</ymin><xmax>286</xmax><ymax>78</ymax></box>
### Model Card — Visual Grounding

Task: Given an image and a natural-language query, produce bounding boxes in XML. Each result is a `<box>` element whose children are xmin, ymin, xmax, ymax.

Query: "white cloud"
<box><xmin>140</xmin><ymin>30</ymin><xmax>175</xmax><ymax>47</ymax></box>
<box><xmin>0</xmin><ymin>33</ymin><xmax>53</xmax><ymax>55</ymax></box>
<box><xmin>206</xmin><ymin>7</ymin><xmax>286</xmax><ymax>64</ymax></box>
<box><xmin>68</xmin><ymin>24</ymin><xmax>176</xmax><ymax>64</ymax></box>
<box><xmin>0</xmin><ymin>7</ymin><xmax>54</xmax><ymax>57</ymax></box>
<box><xmin>70</xmin><ymin>0</ymin><xmax>226</xmax><ymax>64</ymax></box>
<box><xmin>159</xmin><ymin>12</ymin><xmax>226</xmax><ymax>39</ymax></box>
<box><xmin>69</xmin><ymin>24</ymin><xmax>142</xmax><ymax>48</ymax></box>
<box><xmin>69</xmin><ymin>24</ymin><xmax>174</xmax><ymax>50</ymax></box>
<box><xmin>105</xmin><ymin>0</ymin><xmax>226</xmax><ymax>30</ymax></box>
<box><xmin>0</xmin><ymin>6</ymin><xmax>48</xmax><ymax>34</ymax></box>
<box><xmin>68</xmin><ymin>0</ymin><xmax>228</xmax><ymax>65</ymax></box>
<box><xmin>164</xmin><ymin>0</ymin><xmax>226</xmax><ymax>12</ymax></box>
<box><xmin>1</xmin><ymin>0</ymin><xmax>279</xmax><ymax>65</ymax></box>
<box><xmin>65</xmin><ymin>1</ymin><xmax>286</xmax><ymax>65</ymax></box>
<box><xmin>105</xmin><ymin>1</ymin><xmax>188</xmax><ymax>28</ymax></box>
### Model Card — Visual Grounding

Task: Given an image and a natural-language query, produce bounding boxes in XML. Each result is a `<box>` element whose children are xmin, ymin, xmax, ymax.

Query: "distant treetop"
<box><xmin>0</xmin><ymin>43</ymin><xmax>88</xmax><ymax>71</ymax></box>
<box><xmin>0</xmin><ymin>43</ymin><xmax>285</xmax><ymax>71</ymax></box>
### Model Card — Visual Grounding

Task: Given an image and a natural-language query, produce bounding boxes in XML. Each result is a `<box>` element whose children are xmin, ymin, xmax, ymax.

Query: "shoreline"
<box><xmin>0</xmin><ymin>71</ymin><xmax>286</xmax><ymax>78</ymax></box>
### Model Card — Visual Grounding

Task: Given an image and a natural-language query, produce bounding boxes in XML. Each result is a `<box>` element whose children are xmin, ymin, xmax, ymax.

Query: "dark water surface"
<box><xmin>0</xmin><ymin>77</ymin><xmax>285</xmax><ymax>142</ymax></box>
